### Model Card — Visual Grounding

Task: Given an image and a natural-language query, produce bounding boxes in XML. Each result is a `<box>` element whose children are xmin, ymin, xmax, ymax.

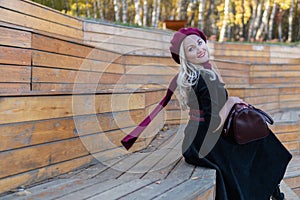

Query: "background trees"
<box><xmin>31</xmin><ymin>0</ymin><xmax>300</xmax><ymax>42</ymax></box>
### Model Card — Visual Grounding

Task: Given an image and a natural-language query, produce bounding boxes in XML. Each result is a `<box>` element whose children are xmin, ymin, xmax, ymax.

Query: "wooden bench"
<box><xmin>0</xmin><ymin>126</ymin><xmax>217</xmax><ymax>200</ymax></box>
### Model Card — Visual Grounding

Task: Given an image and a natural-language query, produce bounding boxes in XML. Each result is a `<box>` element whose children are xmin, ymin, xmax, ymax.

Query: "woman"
<box><xmin>169</xmin><ymin>27</ymin><xmax>292</xmax><ymax>200</ymax></box>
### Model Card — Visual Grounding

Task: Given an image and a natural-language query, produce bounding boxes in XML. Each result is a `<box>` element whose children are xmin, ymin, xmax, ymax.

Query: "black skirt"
<box><xmin>182</xmin><ymin>120</ymin><xmax>292</xmax><ymax>200</ymax></box>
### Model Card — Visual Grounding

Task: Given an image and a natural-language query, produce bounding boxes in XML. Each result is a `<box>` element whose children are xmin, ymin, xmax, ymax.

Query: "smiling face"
<box><xmin>183</xmin><ymin>35</ymin><xmax>209</xmax><ymax>65</ymax></box>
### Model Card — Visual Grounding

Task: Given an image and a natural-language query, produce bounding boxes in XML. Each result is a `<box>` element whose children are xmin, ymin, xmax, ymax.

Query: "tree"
<box><xmin>114</xmin><ymin>0</ymin><xmax>120</xmax><ymax>21</ymax></box>
<box><xmin>86</xmin><ymin>0</ymin><xmax>91</xmax><ymax>18</ymax></box>
<box><xmin>255</xmin><ymin>0</ymin><xmax>270</xmax><ymax>41</ymax></box>
<box><xmin>268</xmin><ymin>0</ymin><xmax>277</xmax><ymax>40</ymax></box>
<box><xmin>287</xmin><ymin>0</ymin><xmax>295</xmax><ymax>42</ymax></box>
<box><xmin>198</xmin><ymin>0</ymin><xmax>206</xmax><ymax>30</ymax></box>
<box><xmin>219</xmin><ymin>0</ymin><xmax>230</xmax><ymax>42</ymax></box>
<box><xmin>134</xmin><ymin>0</ymin><xmax>142</xmax><ymax>25</ymax></box>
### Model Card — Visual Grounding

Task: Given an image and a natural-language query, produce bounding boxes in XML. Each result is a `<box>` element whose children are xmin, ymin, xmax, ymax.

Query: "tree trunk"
<box><xmin>287</xmin><ymin>0</ymin><xmax>295</xmax><ymax>42</ymax></box>
<box><xmin>198</xmin><ymin>0</ymin><xmax>206</xmax><ymax>30</ymax></box>
<box><xmin>219</xmin><ymin>0</ymin><xmax>230</xmax><ymax>42</ymax></box>
<box><xmin>176</xmin><ymin>0</ymin><xmax>190</xmax><ymax>20</ymax></box>
<box><xmin>96</xmin><ymin>0</ymin><xmax>104</xmax><ymax>20</ymax></box>
<box><xmin>151</xmin><ymin>0</ymin><xmax>161</xmax><ymax>28</ymax></box>
<box><xmin>143</xmin><ymin>0</ymin><xmax>148</xmax><ymax>25</ymax></box>
<box><xmin>122</xmin><ymin>0</ymin><xmax>128</xmax><ymax>23</ymax></box>
<box><xmin>209</xmin><ymin>0</ymin><xmax>217</xmax><ymax>35</ymax></box>
<box><xmin>151</xmin><ymin>0</ymin><xmax>157</xmax><ymax>27</ymax></box>
<box><xmin>93</xmin><ymin>0</ymin><xmax>97</xmax><ymax>18</ymax></box>
<box><xmin>134</xmin><ymin>0</ymin><xmax>142</xmax><ymax>26</ymax></box>
<box><xmin>76</xmin><ymin>0</ymin><xmax>80</xmax><ymax>16</ymax></box>
<box><xmin>278</xmin><ymin>8</ymin><xmax>283</xmax><ymax>42</ymax></box>
<box><xmin>114</xmin><ymin>0</ymin><xmax>120</xmax><ymax>21</ymax></box>
<box><xmin>63</xmin><ymin>0</ymin><xmax>68</xmax><ymax>13</ymax></box>
<box><xmin>268</xmin><ymin>0</ymin><xmax>277</xmax><ymax>40</ymax></box>
<box><xmin>248</xmin><ymin>0</ymin><xmax>257</xmax><ymax>41</ymax></box>
<box><xmin>187</xmin><ymin>1</ymin><xmax>197</xmax><ymax>26</ymax></box>
<box><xmin>156</xmin><ymin>0</ymin><xmax>161</xmax><ymax>27</ymax></box>
<box><xmin>255</xmin><ymin>0</ymin><xmax>270</xmax><ymax>41</ymax></box>
<box><xmin>86</xmin><ymin>0</ymin><xmax>91</xmax><ymax>18</ymax></box>
<box><xmin>252</xmin><ymin>0</ymin><xmax>263</xmax><ymax>39</ymax></box>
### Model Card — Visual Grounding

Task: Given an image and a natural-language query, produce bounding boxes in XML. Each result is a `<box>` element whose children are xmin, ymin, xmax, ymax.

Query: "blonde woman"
<box><xmin>169</xmin><ymin>27</ymin><xmax>291</xmax><ymax>200</ymax></box>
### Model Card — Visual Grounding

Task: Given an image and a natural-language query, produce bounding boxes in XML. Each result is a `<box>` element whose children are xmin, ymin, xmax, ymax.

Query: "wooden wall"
<box><xmin>210</xmin><ymin>42</ymin><xmax>300</xmax><ymax>64</ymax></box>
<box><xmin>0</xmin><ymin>0</ymin><xmax>178</xmax><ymax>194</ymax></box>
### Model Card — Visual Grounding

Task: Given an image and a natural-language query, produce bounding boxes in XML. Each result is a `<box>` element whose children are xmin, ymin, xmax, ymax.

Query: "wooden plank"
<box><xmin>86</xmin><ymin>179</ymin><xmax>158</xmax><ymax>200</ymax></box>
<box><xmin>0</xmin><ymin>46</ymin><xmax>31</xmax><ymax>65</ymax></box>
<box><xmin>83</xmin><ymin>32</ymin><xmax>170</xmax><ymax>50</ymax></box>
<box><xmin>250</xmin><ymin>77</ymin><xmax>300</xmax><ymax>85</ymax></box>
<box><xmin>1</xmin><ymin>178</ymin><xmax>79</xmax><ymax>200</ymax></box>
<box><xmin>0</xmin><ymin>7</ymin><xmax>82</xmax><ymax>40</ymax></box>
<box><xmin>215</xmin><ymin>43</ymin><xmax>270</xmax><ymax>52</ymax></box>
<box><xmin>0</xmin><ymin>109</ymin><xmax>145</xmax><ymax>152</ymax></box>
<box><xmin>0</xmin><ymin>26</ymin><xmax>31</xmax><ymax>48</ymax></box>
<box><xmin>56</xmin><ymin>179</ymin><xmax>130</xmax><ymax>200</ymax></box>
<box><xmin>118</xmin><ymin>131</ymin><xmax>181</xmax><ymax>179</ymax></box>
<box><xmin>0</xmin><ymin>83</ymin><xmax>30</xmax><ymax>94</ymax></box>
<box><xmin>0</xmin><ymin>138</ymin><xmax>89</xmax><ymax>179</ymax></box>
<box><xmin>83</xmin><ymin>21</ymin><xmax>171</xmax><ymax>42</ymax></box>
<box><xmin>145</xmin><ymin>90</ymin><xmax>165</xmax><ymax>106</ymax></box>
<box><xmin>251</xmin><ymin>64</ymin><xmax>300</xmax><ymax>71</ymax></box>
<box><xmin>32</xmin><ymin>51</ymin><xmax>124</xmax><ymax>73</ymax></box>
<box><xmin>32</xmin><ymin>68</ymin><xmax>125</xmax><ymax>85</ymax></box>
<box><xmin>119</xmin><ymin>178</ymin><xmax>186</xmax><ymax>200</ymax></box>
<box><xmin>214</xmin><ymin>49</ymin><xmax>270</xmax><ymax>57</ymax></box>
<box><xmin>0</xmin><ymin>155</ymin><xmax>94</xmax><ymax>194</ymax></box>
<box><xmin>0</xmin><ymin>110</ymin><xmax>149</xmax><ymax>151</ymax></box>
<box><xmin>0</xmin><ymin>93</ymin><xmax>145</xmax><ymax>124</ymax></box>
<box><xmin>167</xmin><ymin>158</ymin><xmax>195</xmax><ymax>180</ymax></box>
<box><xmin>276</xmin><ymin>132</ymin><xmax>300</xmax><ymax>143</ymax></box>
<box><xmin>153</xmin><ymin>173</ymin><xmax>215</xmax><ymax>200</ymax></box>
<box><xmin>1</xmin><ymin>0</ymin><xmax>82</xmax><ymax>29</ymax></box>
<box><xmin>215</xmin><ymin>56</ymin><xmax>269</xmax><ymax>63</ymax></box>
<box><xmin>0</xmin><ymin>65</ymin><xmax>31</xmax><ymax>82</ymax></box>
<box><xmin>125</xmin><ymin>65</ymin><xmax>177</xmax><ymax>75</ymax></box>
<box><xmin>32</xmin><ymin>34</ymin><xmax>123</xmax><ymax>64</ymax></box>
<box><xmin>120</xmin><ymin>55</ymin><xmax>176</xmax><ymax>66</ymax></box>
<box><xmin>251</xmin><ymin>71</ymin><xmax>300</xmax><ymax>77</ymax></box>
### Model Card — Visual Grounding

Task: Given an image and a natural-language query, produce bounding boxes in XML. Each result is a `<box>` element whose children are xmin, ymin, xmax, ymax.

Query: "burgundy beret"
<box><xmin>169</xmin><ymin>27</ymin><xmax>207</xmax><ymax>64</ymax></box>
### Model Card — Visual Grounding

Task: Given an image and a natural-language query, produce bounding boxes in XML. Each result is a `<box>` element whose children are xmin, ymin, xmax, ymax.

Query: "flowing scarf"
<box><xmin>121</xmin><ymin>61</ymin><xmax>212</xmax><ymax>150</ymax></box>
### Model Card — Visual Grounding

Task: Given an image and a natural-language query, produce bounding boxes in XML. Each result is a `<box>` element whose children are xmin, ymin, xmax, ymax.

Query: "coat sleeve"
<box><xmin>195</xmin><ymin>74</ymin><xmax>227</xmax><ymax>132</ymax></box>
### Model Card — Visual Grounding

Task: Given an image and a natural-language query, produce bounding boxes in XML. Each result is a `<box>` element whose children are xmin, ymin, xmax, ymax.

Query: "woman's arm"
<box><xmin>214</xmin><ymin>96</ymin><xmax>246</xmax><ymax>132</ymax></box>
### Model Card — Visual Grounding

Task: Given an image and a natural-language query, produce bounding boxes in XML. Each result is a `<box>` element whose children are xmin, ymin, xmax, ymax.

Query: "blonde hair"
<box><xmin>177</xmin><ymin>44</ymin><xmax>216</xmax><ymax>110</ymax></box>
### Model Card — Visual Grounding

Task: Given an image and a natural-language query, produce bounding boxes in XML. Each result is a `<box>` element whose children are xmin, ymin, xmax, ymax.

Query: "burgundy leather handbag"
<box><xmin>223</xmin><ymin>103</ymin><xmax>274</xmax><ymax>144</ymax></box>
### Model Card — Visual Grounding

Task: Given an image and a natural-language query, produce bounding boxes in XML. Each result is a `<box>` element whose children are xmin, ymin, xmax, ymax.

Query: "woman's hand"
<box><xmin>213</xmin><ymin>96</ymin><xmax>247</xmax><ymax>132</ymax></box>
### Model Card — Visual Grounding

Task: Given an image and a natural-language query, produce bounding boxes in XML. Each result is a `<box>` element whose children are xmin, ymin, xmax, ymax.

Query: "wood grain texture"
<box><xmin>0</xmin><ymin>7</ymin><xmax>82</xmax><ymax>40</ymax></box>
<box><xmin>0</xmin><ymin>26</ymin><xmax>31</xmax><ymax>48</ymax></box>
<box><xmin>0</xmin><ymin>46</ymin><xmax>31</xmax><ymax>65</ymax></box>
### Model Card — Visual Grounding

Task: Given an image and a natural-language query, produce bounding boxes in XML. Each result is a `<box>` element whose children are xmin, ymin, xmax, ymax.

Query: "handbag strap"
<box><xmin>249</xmin><ymin>105</ymin><xmax>274</xmax><ymax>125</ymax></box>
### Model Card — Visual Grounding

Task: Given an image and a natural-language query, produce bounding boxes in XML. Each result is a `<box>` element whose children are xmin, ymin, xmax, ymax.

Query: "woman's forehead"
<box><xmin>183</xmin><ymin>35</ymin><xmax>203</xmax><ymax>45</ymax></box>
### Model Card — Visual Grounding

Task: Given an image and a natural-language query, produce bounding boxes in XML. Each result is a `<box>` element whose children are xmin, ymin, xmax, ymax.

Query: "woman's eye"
<box><xmin>198</xmin><ymin>41</ymin><xmax>203</xmax><ymax>45</ymax></box>
<box><xmin>188</xmin><ymin>47</ymin><xmax>194</xmax><ymax>52</ymax></box>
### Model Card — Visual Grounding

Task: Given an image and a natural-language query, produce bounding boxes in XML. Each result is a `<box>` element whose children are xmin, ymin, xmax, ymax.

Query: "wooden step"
<box><xmin>284</xmin><ymin>153</ymin><xmax>300</xmax><ymax>197</ymax></box>
<box><xmin>0</xmin><ymin>126</ymin><xmax>216</xmax><ymax>200</ymax></box>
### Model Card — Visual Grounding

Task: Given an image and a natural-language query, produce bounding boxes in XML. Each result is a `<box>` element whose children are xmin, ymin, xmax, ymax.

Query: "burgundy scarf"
<box><xmin>121</xmin><ymin>62</ymin><xmax>212</xmax><ymax>150</ymax></box>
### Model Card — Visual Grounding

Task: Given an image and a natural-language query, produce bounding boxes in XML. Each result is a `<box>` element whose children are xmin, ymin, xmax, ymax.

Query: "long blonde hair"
<box><xmin>177</xmin><ymin>44</ymin><xmax>217</xmax><ymax>110</ymax></box>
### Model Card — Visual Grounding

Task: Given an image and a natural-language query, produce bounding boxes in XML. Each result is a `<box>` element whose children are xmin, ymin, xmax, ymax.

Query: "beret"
<box><xmin>169</xmin><ymin>27</ymin><xmax>207</xmax><ymax>64</ymax></box>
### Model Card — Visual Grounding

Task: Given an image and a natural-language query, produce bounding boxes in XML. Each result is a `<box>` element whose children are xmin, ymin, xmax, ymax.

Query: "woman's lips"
<box><xmin>197</xmin><ymin>51</ymin><xmax>206</xmax><ymax>58</ymax></box>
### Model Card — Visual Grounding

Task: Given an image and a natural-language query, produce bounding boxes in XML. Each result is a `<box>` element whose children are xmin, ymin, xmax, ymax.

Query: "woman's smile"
<box><xmin>197</xmin><ymin>51</ymin><xmax>206</xmax><ymax>58</ymax></box>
